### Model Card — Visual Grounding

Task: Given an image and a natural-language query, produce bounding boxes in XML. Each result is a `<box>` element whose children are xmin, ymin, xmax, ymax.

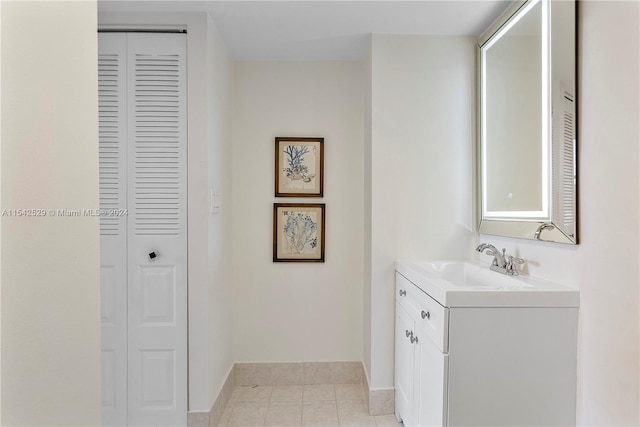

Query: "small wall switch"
<box><xmin>210</xmin><ymin>188</ymin><xmax>220</xmax><ymax>214</ymax></box>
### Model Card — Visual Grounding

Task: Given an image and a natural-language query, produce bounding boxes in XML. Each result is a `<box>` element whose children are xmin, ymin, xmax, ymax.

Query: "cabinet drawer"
<box><xmin>396</xmin><ymin>272</ymin><xmax>449</xmax><ymax>352</ymax></box>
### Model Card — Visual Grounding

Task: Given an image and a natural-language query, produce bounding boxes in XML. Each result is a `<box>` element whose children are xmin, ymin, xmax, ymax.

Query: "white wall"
<box><xmin>205</xmin><ymin>13</ymin><xmax>235</xmax><ymax>408</ymax></box>
<box><xmin>1</xmin><ymin>1</ymin><xmax>4</xmax><ymax>419</ymax></box>
<box><xmin>479</xmin><ymin>2</ymin><xmax>640</xmax><ymax>425</ymax></box>
<box><xmin>1</xmin><ymin>1</ymin><xmax>101</xmax><ymax>424</ymax></box>
<box><xmin>97</xmin><ymin>11</ymin><xmax>235</xmax><ymax>413</ymax></box>
<box><xmin>363</xmin><ymin>44</ymin><xmax>373</xmax><ymax>387</ymax></box>
<box><xmin>366</xmin><ymin>35</ymin><xmax>476</xmax><ymax>388</ymax></box>
<box><xmin>232</xmin><ymin>61</ymin><xmax>364</xmax><ymax>362</ymax></box>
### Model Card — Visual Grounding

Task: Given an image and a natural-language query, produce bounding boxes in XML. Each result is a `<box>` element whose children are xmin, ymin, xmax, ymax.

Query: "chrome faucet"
<box><xmin>476</xmin><ymin>243</ymin><xmax>506</xmax><ymax>268</ymax></box>
<box><xmin>476</xmin><ymin>243</ymin><xmax>525</xmax><ymax>276</ymax></box>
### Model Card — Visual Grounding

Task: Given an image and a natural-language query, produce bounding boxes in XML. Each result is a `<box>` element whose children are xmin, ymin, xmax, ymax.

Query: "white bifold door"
<box><xmin>99</xmin><ymin>32</ymin><xmax>187</xmax><ymax>427</ymax></box>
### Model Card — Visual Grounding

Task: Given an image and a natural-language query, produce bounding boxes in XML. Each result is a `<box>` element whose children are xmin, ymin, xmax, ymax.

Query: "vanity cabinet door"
<box><xmin>416</xmin><ymin>328</ymin><xmax>448</xmax><ymax>427</ymax></box>
<box><xmin>395</xmin><ymin>301</ymin><xmax>415</xmax><ymax>426</ymax></box>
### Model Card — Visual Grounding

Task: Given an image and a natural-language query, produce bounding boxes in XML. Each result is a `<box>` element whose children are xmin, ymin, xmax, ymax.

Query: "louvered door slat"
<box><xmin>132</xmin><ymin>50</ymin><xmax>184</xmax><ymax>237</ymax></box>
<box><xmin>561</xmin><ymin>103</ymin><xmax>576</xmax><ymax>227</ymax></box>
<box><xmin>99</xmin><ymin>47</ymin><xmax>127</xmax><ymax>236</ymax></box>
<box><xmin>552</xmin><ymin>84</ymin><xmax>577</xmax><ymax>240</ymax></box>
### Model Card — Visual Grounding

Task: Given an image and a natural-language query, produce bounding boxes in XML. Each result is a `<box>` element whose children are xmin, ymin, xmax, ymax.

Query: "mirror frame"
<box><xmin>477</xmin><ymin>0</ymin><xmax>578</xmax><ymax>244</ymax></box>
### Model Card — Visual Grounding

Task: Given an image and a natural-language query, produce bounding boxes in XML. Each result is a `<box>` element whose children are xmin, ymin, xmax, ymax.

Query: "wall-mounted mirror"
<box><xmin>478</xmin><ymin>0</ymin><xmax>577</xmax><ymax>244</ymax></box>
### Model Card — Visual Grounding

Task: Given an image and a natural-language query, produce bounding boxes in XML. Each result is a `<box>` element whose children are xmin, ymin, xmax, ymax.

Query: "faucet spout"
<box><xmin>476</xmin><ymin>243</ymin><xmax>506</xmax><ymax>268</ymax></box>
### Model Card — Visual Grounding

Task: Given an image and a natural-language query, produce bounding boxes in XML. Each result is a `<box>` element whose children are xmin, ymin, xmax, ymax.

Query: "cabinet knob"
<box><xmin>421</xmin><ymin>310</ymin><xmax>430</xmax><ymax>320</ymax></box>
<box><xmin>411</xmin><ymin>335</ymin><xmax>419</xmax><ymax>344</ymax></box>
<box><xmin>399</xmin><ymin>289</ymin><xmax>406</xmax><ymax>297</ymax></box>
<box><xmin>405</xmin><ymin>329</ymin><xmax>411</xmax><ymax>338</ymax></box>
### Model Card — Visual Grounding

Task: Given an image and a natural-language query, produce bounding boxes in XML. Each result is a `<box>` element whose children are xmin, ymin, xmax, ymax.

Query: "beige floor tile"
<box><xmin>337</xmin><ymin>400</ymin><xmax>376</xmax><ymax>427</ymax></box>
<box><xmin>303</xmin><ymin>384</ymin><xmax>335</xmax><ymax>402</ymax></box>
<box><xmin>237</xmin><ymin>385</ymin><xmax>274</xmax><ymax>403</ymax></box>
<box><xmin>220</xmin><ymin>373</ymin><xmax>390</xmax><ymax>427</ymax></box>
<box><xmin>226</xmin><ymin>402</ymin><xmax>268</xmax><ymax>426</ymax></box>
<box><xmin>335</xmin><ymin>384</ymin><xmax>364</xmax><ymax>402</ymax></box>
<box><xmin>374</xmin><ymin>414</ymin><xmax>402</xmax><ymax>426</ymax></box>
<box><xmin>264</xmin><ymin>401</ymin><xmax>303</xmax><ymax>427</ymax></box>
<box><xmin>302</xmin><ymin>401</ymin><xmax>339</xmax><ymax>427</ymax></box>
<box><xmin>271</xmin><ymin>385</ymin><xmax>304</xmax><ymax>402</ymax></box>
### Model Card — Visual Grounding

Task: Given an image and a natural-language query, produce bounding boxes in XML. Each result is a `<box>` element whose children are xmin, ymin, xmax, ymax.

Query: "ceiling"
<box><xmin>98</xmin><ymin>1</ymin><xmax>512</xmax><ymax>61</ymax></box>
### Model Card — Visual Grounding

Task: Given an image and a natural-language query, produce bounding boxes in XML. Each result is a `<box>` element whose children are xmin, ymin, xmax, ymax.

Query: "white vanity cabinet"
<box><xmin>395</xmin><ymin>273</ymin><xmax>448</xmax><ymax>426</ymax></box>
<box><xmin>394</xmin><ymin>264</ymin><xmax>579</xmax><ymax>427</ymax></box>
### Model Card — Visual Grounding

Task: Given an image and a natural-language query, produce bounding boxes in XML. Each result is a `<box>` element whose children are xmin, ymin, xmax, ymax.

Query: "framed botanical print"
<box><xmin>273</xmin><ymin>203</ymin><xmax>325</xmax><ymax>262</ymax></box>
<box><xmin>275</xmin><ymin>137</ymin><xmax>324</xmax><ymax>197</ymax></box>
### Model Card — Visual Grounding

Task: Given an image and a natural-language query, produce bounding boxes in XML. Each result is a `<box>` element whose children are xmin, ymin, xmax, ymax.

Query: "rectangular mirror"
<box><xmin>478</xmin><ymin>0</ymin><xmax>577</xmax><ymax>244</ymax></box>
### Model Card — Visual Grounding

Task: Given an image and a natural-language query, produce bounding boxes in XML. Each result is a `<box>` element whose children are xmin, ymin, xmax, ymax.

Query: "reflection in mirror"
<box><xmin>478</xmin><ymin>0</ymin><xmax>577</xmax><ymax>244</ymax></box>
<box><xmin>484</xmin><ymin>0</ymin><xmax>544</xmax><ymax>216</ymax></box>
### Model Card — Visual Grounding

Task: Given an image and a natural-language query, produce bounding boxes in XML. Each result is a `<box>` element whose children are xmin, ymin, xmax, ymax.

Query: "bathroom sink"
<box><xmin>395</xmin><ymin>259</ymin><xmax>579</xmax><ymax>308</ymax></box>
<box><xmin>416</xmin><ymin>260</ymin><xmax>534</xmax><ymax>290</ymax></box>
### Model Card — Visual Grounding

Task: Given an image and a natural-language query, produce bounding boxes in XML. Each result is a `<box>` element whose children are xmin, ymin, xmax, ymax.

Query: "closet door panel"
<box><xmin>98</xmin><ymin>32</ymin><xmax>129</xmax><ymax>427</ymax></box>
<box><xmin>126</xmin><ymin>32</ymin><xmax>188</xmax><ymax>427</ymax></box>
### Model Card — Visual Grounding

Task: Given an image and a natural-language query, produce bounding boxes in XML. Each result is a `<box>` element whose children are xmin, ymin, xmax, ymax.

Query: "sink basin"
<box><xmin>395</xmin><ymin>259</ymin><xmax>579</xmax><ymax>308</ymax></box>
<box><xmin>417</xmin><ymin>260</ymin><xmax>534</xmax><ymax>290</ymax></box>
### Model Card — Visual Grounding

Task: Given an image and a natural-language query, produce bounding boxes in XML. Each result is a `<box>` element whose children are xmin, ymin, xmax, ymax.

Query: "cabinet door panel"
<box><xmin>395</xmin><ymin>302</ymin><xmax>415</xmax><ymax>425</ymax></box>
<box><xmin>416</xmin><ymin>325</ymin><xmax>448</xmax><ymax>427</ymax></box>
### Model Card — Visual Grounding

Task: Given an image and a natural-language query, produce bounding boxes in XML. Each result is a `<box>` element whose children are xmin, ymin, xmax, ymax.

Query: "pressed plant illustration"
<box><xmin>282</xmin><ymin>211</ymin><xmax>318</xmax><ymax>254</ymax></box>
<box><xmin>283</xmin><ymin>145</ymin><xmax>316</xmax><ymax>183</ymax></box>
<box><xmin>275</xmin><ymin>138</ymin><xmax>323</xmax><ymax>197</ymax></box>
<box><xmin>273</xmin><ymin>203</ymin><xmax>324</xmax><ymax>262</ymax></box>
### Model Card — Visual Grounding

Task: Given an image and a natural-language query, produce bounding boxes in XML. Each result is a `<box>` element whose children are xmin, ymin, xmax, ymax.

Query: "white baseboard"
<box><xmin>187</xmin><ymin>365</ymin><xmax>234</xmax><ymax>427</ymax></box>
<box><xmin>362</xmin><ymin>365</ymin><xmax>395</xmax><ymax>416</ymax></box>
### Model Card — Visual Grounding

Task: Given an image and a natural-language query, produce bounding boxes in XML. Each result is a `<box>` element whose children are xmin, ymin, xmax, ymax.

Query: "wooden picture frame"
<box><xmin>273</xmin><ymin>203</ymin><xmax>325</xmax><ymax>262</ymax></box>
<box><xmin>275</xmin><ymin>137</ymin><xmax>324</xmax><ymax>197</ymax></box>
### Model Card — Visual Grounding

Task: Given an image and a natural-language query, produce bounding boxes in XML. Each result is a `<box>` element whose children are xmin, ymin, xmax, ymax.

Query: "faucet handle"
<box><xmin>506</xmin><ymin>255</ymin><xmax>525</xmax><ymax>275</ymax></box>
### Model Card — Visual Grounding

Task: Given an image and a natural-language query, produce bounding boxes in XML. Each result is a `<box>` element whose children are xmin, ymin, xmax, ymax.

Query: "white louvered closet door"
<box><xmin>99</xmin><ymin>32</ymin><xmax>128</xmax><ymax>427</ymax></box>
<box><xmin>126</xmin><ymin>32</ymin><xmax>187</xmax><ymax>427</ymax></box>
<box><xmin>99</xmin><ymin>32</ymin><xmax>187</xmax><ymax>427</ymax></box>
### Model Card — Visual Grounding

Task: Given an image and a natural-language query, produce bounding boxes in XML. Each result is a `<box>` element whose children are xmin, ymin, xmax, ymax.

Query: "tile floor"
<box><xmin>218</xmin><ymin>383</ymin><xmax>402</xmax><ymax>427</ymax></box>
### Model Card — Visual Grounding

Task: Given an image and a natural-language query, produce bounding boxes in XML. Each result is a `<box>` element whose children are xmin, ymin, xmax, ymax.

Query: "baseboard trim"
<box><xmin>186</xmin><ymin>410</ymin><xmax>209</xmax><ymax>427</ymax></box>
<box><xmin>210</xmin><ymin>366</ymin><xmax>234</xmax><ymax>427</ymax></box>
<box><xmin>232</xmin><ymin>361</ymin><xmax>364</xmax><ymax>386</ymax></box>
<box><xmin>187</xmin><ymin>365</ymin><xmax>234</xmax><ymax>427</ymax></box>
<box><xmin>362</xmin><ymin>365</ymin><xmax>395</xmax><ymax>416</ymax></box>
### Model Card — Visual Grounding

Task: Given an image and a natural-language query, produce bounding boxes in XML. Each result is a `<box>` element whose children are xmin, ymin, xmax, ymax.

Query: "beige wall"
<box><xmin>479</xmin><ymin>2</ymin><xmax>640</xmax><ymax>425</ymax></box>
<box><xmin>232</xmin><ymin>61</ymin><xmax>364</xmax><ymax>363</ymax></box>
<box><xmin>1</xmin><ymin>1</ymin><xmax>101</xmax><ymax>425</ymax></box>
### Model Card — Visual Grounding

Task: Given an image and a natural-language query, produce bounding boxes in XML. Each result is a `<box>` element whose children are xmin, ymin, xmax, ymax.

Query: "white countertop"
<box><xmin>395</xmin><ymin>259</ymin><xmax>580</xmax><ymax>308</ymax></box>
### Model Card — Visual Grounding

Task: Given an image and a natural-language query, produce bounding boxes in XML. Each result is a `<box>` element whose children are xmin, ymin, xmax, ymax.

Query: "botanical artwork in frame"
<box><xmin>275</xmin><ymin>137</ymin><xmax>324</xmax><ymax>197</ymax></box>
<box><xmin>273</xmin><ymin>203</ymin><xmax>325</xmax><ymax>262</ymax></box>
